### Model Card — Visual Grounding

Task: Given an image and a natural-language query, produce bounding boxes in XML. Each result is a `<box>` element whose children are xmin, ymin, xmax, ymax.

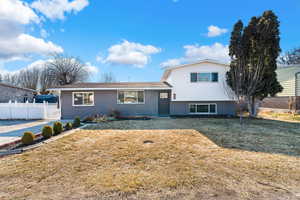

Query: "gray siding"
<box><xmin>276</xmin><ymin>66</ymin><xmax>300</xmax><ymax>97</ymax></box>
<box><xmin>61</xmin><ymin>90</ymin><xmax>159</xmax><ymax>119</ymax></box>
<box><xmin>0</xmin><ymin>85</ymin><xmax>34</xmax><ymax>103</ymax></box>
<box><xmin>296</xmin><ymin>73</ymin><xmax>300</xmax><ymax>96</ymax></box>
<box><xmin>170</xmin><ymin>101</ymin><xmax>236</xmax><ymax>116</ymax></box>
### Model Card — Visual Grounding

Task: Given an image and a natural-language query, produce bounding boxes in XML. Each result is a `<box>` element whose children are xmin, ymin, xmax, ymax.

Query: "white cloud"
<box><xmin>161</xmin><ymin>58</ymin><xmax>182</xmax><ymax>68</ymax></box>
<box><xmin>96</xmin><ymin>53</ymin><xmax>105</xmax><ymax>63</ymax></box>
<box><xmin>0</xmin><ymin>0</ymin><xmax>63</xmax><ymax>61</ymax></box>
<box><xmin>31</xmin><ymin>0</ymin><xmax>89</xmax><ymax>20</ymax></box>
<box><xmin>85</xmin><ymin>62</ymin><xmax>99</xmax><ymax>74</ymax></box>
<box><xmin>161</xmin><ymin>42</ymin><xmax>230</xmax><ymax>67</ymax></box>
<box><xmin>0</xmin><ymin>59</ymin><xmax>48</xmax><ymax>75</ymax></box>
<box><xmin>1</xmin><ymin>59</ymin><xmax>98</xmax><ymax>78</ymax></box>
<box><xmin>0</xmin><ymin>34</ymin><xmax>63</xmax><ymax>61</ymax></box>
<box><xmin>184</xmin><ymin>43</ymin><xmax>229</xmax><ymax>62</ymax></box>
<box><xmin>207</xmin><ymin>25</ymin><xmax>227</xmax><ymax>37</ymax></box>
<box><xmin>0</xmin><ymin>0</ymin><xmax>40</xmax><ymax>25</ymax></box>
<box><xmin>103</xmin><ymin>40</ymin><xmax>161</xmax><ymax>68</ymax></box>
<box><xmin>40</xmin><ymin>29</ymin><xmax>49</xmax><ymax>38</ymax></box>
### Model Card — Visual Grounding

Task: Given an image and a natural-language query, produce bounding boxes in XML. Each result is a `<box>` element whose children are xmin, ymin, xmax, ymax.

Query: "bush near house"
<box><xmin>109</xmin><ymin>109</ymin><xmax>121</xmax><ymax>118</ymax></box>
<box><xmin>53</xmin><ymin>122</ymin><xmax>63</xmax><ymax>135</ymax></box>
<box><xmin>64</xmin><ymin>122</ymin><xmax>73</xmax><ymax>130</ymax></box>
<box><xmin>42</xmin><ymin>125</ymin><xmax>53</xmax><ymax>139</ymax></box>
<box><xmin>83</xmin><ymin>116</ymin><xmax>95</xmax><ymax>123</ymax></box>
<box><xmin>72</xmin><ymin>117</ymin><xmax>81</xmax><ymax>128</ymax></box>
<box><xmin>21</xmin><ymin>132</ymin><xmax>35</xmax><ymax>145</ymax></box>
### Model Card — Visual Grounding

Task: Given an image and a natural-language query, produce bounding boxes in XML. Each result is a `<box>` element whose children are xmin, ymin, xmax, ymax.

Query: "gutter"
<box><xmin>48</xmin><ymin>87</ymin><xmax>172</xmax><ymax>91</ymax></box>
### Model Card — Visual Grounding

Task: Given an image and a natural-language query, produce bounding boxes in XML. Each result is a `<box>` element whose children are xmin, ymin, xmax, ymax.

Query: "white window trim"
<box><xmin>190</xmin><ymin>72</ymin><xmax>219</xmax><ymax>83</ymax></box>
<box><xmin>117</xmin><ymin>90</ymin><xmax>145</xmax><ymax>105</ymax></box>
<box><xmin>72</xmin><ymin>92</ymin><xmax>95</xmax><ymax>107</ymax></box>
<box><xmin>188</xmin><ymin>103</ymin><xmax>217</xmax><ymax>114</ymax></box>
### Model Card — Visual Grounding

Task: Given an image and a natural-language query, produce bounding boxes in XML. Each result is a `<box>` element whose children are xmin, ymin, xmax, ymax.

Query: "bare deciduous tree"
<box><xmin>279</xmin><ymin>48</ymin><xmax>300</xmax><ymax>65</ymax></box>
<box><xmin>100</xmin><ymin>72</ymin><xmax>116</xmax><ymax>83</ymax></box>
<box><xmin>39</xmin><ymin>68</ymin><xmax>55</xmax><ymax>92</ymax></box>
<box><xmin>18</xmin><ymin>67</ymin><xmax>41</xmax><ymax>90</ymax></box>
<box><xmin>46</xmin><ymin>54</ymin><xmax>90</xmax><ymax>86</ymax></box>
<box><xmin>2</xmin><ymin>73</ymin><xmax>20</xmax><ymax>86</ymax></box>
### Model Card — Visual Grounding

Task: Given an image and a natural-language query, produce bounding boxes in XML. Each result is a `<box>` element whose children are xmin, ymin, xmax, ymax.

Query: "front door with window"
<box><xmin>158</xmin><ymin>91</ymin><xmax>170</xmax><ymax>116</ymax></box>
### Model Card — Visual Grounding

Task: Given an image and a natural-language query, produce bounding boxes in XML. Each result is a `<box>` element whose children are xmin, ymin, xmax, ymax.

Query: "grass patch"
<box><xmin>0</xmin><ymin>126</ymin><xmax>300</xmax><ymax>199</ymax></box>
<box><xmin>87</xmin><ymin>118</ymin><xmax>300</xmax><ymax>156</ymax></box>
<box><xmin>258</xmin><ymin>111</ymin><xmax>300</xmax><ymax>122</ymax></box>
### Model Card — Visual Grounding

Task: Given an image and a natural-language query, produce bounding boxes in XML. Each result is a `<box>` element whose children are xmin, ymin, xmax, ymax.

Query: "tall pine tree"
<box><xmin>227</xmin><ymin>10</ymin><xmax>282</xmax><ymax>117</ymax></box>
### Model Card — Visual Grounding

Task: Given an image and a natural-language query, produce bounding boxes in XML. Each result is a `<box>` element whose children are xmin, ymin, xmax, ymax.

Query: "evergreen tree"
<box><xmin>227</xmin><ymin>10</ymin><xmax>282</xmax><ymax>117</ymax></box>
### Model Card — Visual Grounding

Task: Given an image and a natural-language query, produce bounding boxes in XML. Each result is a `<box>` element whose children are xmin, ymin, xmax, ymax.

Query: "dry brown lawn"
<box><xmin>1</xmin><ymin>128</ymin><xmax>300</xmax><ymax>200</ymax></box>
<box><xmin>258</xmin><ymin>111</ymin><xmax>300</xmax><ymax>122</ymax></box>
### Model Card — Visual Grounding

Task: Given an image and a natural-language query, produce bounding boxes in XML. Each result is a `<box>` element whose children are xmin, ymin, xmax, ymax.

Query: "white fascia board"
<box><xmin>48</xmin><ymin>87</ymin><xmax>172</xmax><ymax>91</ymax></box>
<box><xmin>171</xmin><ymin>99</ymin><xmax>237</xmax><ymax>102</ymax></box>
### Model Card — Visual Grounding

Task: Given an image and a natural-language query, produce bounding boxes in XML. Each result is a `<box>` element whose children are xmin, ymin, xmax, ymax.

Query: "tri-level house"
<box><xmin>49</xmin><ymin>59</ymin><xmax>237</xmax><ymax>119</ymax></box>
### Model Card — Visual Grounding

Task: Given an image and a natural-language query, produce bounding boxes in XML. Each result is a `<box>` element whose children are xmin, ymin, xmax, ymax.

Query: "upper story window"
<box><xmin>73</xmin><ymin>92</ymin><xmax>94</xmax><ymax>106</ymax></box>
<box><xmin>190</xmin><ymin>72</ymin><xmax>218</xmax><ymax>83</ymax></box>
<box><xmin>118</xmin><ymin>91</ymin><xmax>144</xmax><ymax>104</ymax></box>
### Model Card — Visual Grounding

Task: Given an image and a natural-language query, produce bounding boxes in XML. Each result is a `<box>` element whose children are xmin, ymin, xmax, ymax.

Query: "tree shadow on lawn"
<box><xmin>84</xmin><ymin>117</ymin><xmax>300</xmax><ymax>157</ymax></box>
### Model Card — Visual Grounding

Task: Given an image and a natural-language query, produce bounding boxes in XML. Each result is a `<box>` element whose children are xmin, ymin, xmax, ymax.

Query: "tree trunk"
<box><xmin>247</xmin><ymin>96</ymin><xmax>257</xmax><ymax>118</ymax></box>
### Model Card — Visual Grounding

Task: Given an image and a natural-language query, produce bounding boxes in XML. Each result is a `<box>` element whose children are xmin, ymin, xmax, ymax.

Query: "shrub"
<box><xmin>64</xmin><ymin>122</ymin><xmax>73</xmax><ymax>130</ymax></box>
<box><xmin>109</xmin><ymin>109</ymin><xmax>121</xmax><ymax>118</ymax></box>
<box><xmin>21</xmin><ymin>132</ymin><xmax>35</xmax><ymax>145</ymax></box>
<box><xmin>42</xmin><ymin>125</ymin><xmax>53</xmax><ymax>139</ymax></box>
<box><xmin>73</xmin><ymin>116</ymin><xmax>81</xmax><ymax>128</ymax></box>
<box><xmin>53</xmin><ymin>121</ymin><xmax>63</xmax><ymax>135</ymax></box>
<box><xmin>83</xmin><ymin>116</ymin><xmax>95</xmax><ymax>123</ymax></box>
<box><xmin>94</xmin><ymin>115</ymin><xmax>107</xmax><ymax>123</ymax></box>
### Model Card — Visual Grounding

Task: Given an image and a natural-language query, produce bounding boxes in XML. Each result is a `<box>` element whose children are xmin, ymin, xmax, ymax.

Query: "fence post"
<box><xmin>43</xmin><ymin>101</ymin><xmax>47</xmax><ymax>120</ymax></box>
<box><xmin>26</xmin><ymin>100</ymin><xmax>29</xmax><ymax>120</ymax></box>
<box><xmin>8</xmin><ymin>100</ymin><xmax>12</xmax><ymax>120</ymax></box>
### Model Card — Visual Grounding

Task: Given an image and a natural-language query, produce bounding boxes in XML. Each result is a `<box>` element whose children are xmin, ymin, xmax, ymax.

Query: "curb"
<box><xmin>0</xmin><ymin>134</ymin><xmax>43</xmax><ymax>150</ymax></box>
<box><xmin>0</xmin><ymin>124</ymin><xmax>88</xmax><ymax>157</ymax></box>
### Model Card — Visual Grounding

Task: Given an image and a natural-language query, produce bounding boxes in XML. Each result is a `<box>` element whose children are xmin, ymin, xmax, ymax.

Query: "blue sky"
<box><xmin>1</xmin><ymin>0</ymin><xmax>300</xmax><ymax>82</ymax></box>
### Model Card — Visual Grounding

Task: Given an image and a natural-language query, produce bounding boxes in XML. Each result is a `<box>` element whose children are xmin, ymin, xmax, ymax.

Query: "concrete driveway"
<box><xmin>0</xmin><ymin>120</ymin><xmax>57</xmax><ymax>147</ymax></box>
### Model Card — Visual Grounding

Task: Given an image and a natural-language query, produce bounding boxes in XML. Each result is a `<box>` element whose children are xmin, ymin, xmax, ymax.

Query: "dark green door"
<box><xmin>158</xmin><ymin>91</ymin><xmax>170</xmax><ymax>116</ymax></box>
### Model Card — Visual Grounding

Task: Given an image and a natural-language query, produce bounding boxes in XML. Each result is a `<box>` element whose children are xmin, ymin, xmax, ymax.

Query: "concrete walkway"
<box><xmin>0</xmin><ymin>120</ymin><xmax>55</xmax><ymax>147</ymax></box>
<box><xmin>0</xmin><ymin>120</ymin><xmax>50</xmax><ymax>134</ymax></box>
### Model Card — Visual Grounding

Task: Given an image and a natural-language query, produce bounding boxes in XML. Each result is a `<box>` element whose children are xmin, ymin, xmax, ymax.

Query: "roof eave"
<box><xmin>47</xmin><ymin>87</ymin><xmax>172</xmax><ymax>91</ymax></box>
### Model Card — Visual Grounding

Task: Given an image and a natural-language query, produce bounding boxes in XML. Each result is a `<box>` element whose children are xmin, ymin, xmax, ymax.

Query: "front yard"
<box><xmin>0</xmin><ymin>118</ymin><xmax>300</xmax><ymax>199</ymax></box>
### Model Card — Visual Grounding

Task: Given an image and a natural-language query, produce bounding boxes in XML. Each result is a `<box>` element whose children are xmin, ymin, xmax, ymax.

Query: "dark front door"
<box><xmin>158</xmin><ymin>91</ymin><xmax>170</xmax><ymax>116</ymax></box>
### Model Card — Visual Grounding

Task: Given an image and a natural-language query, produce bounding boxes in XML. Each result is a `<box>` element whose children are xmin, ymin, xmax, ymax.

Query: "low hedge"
<box><xmin>21</xmin><ymin>132</ymin><xmax>35</xmax><ymax>145</ymax></box>
<box><xmin>64</xmin><ymin>122</ymin><xmax>73</xmax><ymax>130</ymax></box>
<box><xmin>42</xmin><ymin>125</ymin><xmax>53</xmax><ymax>139</ymax></box>
<box><xmin>72</xmin><ymin>117</ymin><xmax>81</xmax><ymax>128</ymax></box>
<box><xmin>53</xmin><ymin>121</ymin><xmax>63</xmax><ymax>135</ymax></box>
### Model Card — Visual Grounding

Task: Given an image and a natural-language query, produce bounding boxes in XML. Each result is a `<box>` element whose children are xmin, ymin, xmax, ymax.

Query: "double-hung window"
<box><xmin>189</xmin><ymin>103</ymin><xmax>217</xmax><ymax>114</ymax></box>
<box><xmin>190</xmin><ymin>72</ymin><xmax>218</xmax><ymax>82</ymax></box>
<box><xmin>118</xmin><ymin>91</ymin><xmax>144</xmax><ymax>104</ymax></box>
<box><xmin>73</xmin><ymin>92</ymin><xmax>94</xmax><ymax>106</ymax></box>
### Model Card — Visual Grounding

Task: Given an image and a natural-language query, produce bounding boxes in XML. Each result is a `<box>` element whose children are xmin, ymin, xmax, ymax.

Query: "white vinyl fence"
<box><xmin>0</xmin><ymin>101</ymin><xmax>60</xmax><ymax>120</ymax></box>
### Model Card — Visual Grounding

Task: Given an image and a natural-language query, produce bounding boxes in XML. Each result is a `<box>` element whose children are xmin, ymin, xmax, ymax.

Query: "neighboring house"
<box><xmin>260</xmin><ymin>65</ymin><xmax>300</xmax><ymax>112</ymax></box>
<box><xmin>0</xmin><ymin>82</ymin><xmax>35</xmax><ymax>103</ymax></box>
<box><xmin>49</xmin><ymin>59</ymin><xmax>237</xmax><ymax>119</ymax></box>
